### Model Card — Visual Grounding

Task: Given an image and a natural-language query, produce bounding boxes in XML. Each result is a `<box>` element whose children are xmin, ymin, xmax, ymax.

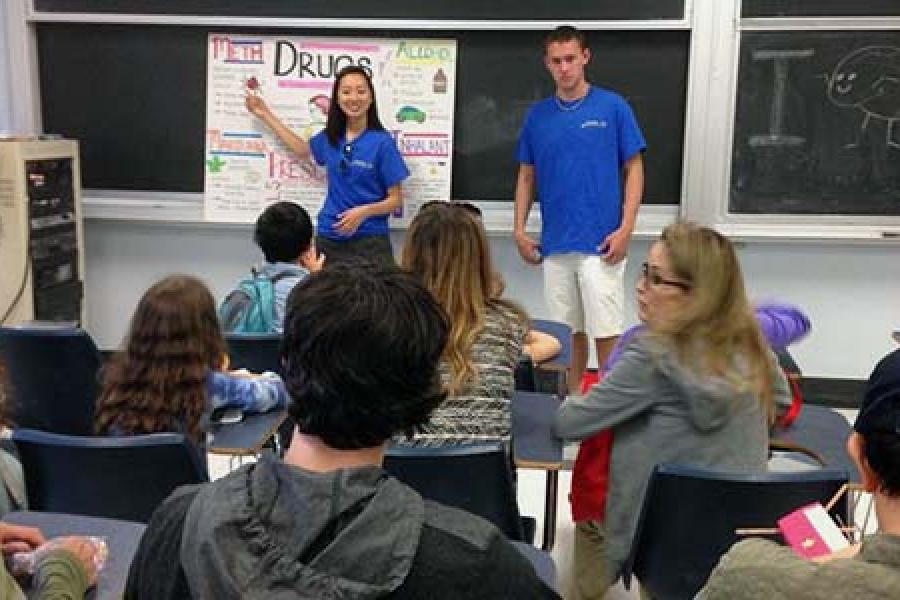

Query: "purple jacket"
<box><xmin>604</xmin><ymin>302</ymin><xmax>811</xmax><ymax>372</ymax></box>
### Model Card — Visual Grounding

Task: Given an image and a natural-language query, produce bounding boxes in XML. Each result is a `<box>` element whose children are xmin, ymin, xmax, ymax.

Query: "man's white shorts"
<box><xmin>543</xmin><ymin>253</ymin><xmax>626</xmax><ymax>339</ymax></box>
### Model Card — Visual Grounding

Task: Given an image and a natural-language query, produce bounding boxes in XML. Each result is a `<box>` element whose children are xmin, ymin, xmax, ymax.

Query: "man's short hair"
<box><xmin>281</xmin><ymin>261</ymin><xmax>449</xmax><ymax>449</ymax></box>
<box><xmin>544</xmin><ymin>25</ymin><xmax>589</xmax><ymax>53</ymax></box>
<box><xmin>254</xmin><ymin>201</ymin><xmax>313</xmax><ymax>263</ymax></box>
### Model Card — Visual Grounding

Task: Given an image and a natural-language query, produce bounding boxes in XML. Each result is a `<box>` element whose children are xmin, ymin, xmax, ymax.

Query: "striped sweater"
<box><xmin>399</xmin><ymin>303</ymin><xmax>527</xmax><ymax>447</ymax></box>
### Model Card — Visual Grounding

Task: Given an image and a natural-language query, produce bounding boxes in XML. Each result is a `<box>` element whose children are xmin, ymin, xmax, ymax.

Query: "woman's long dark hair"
<box><xmin>95</xmin><ymin>275</ymin><xmax>226</xmax><ymax>442</ymax></box>
<box><xmin>324</xmin><ymin>65</ymin><xmax>385</xmax><ymax>147</ymax></box>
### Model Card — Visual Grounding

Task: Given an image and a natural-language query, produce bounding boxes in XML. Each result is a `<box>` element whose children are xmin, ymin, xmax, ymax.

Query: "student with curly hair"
<box><xmin>399</xmin><ymin>202</ymin><xmax>559</xmax><ymax>446</ymax></box>
<box><xmin>96</xmin><ymin>275</ymin><xmax>286</xmax><ymax>445</ymax></box>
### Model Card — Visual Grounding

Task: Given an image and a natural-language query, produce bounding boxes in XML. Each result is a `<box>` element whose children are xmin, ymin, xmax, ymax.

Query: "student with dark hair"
<box><xmin>124</xmin><ymin>263</ymin><xmax>559</xmax><ymax>599</ymax></box>
<box><xmin>247</xmin><ymin>66</ymin><xmax>409</xmax><ymax>266</ymax></box>
<box><xmin>226</xmin><ymin>201</ymin><xmax>322</xmax><ymax>333</ymax></box>
<box><xmin>699</xmin><ymin>346</ymin><xmax>900</xmax><ymax>599</ymax></box>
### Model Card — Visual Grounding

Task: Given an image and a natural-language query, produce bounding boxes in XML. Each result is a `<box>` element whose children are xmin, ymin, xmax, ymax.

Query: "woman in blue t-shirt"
<box><xmin>246</xmin><ymin>66</ymin><xmax>409</xmax><ymax>266</ymax></box>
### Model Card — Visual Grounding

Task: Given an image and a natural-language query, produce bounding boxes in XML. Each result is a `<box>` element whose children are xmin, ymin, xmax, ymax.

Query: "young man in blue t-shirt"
<box><xmin>514</xmin><ymin>25</ymin><xmax>646</xmax><ymax>396</ymax></box>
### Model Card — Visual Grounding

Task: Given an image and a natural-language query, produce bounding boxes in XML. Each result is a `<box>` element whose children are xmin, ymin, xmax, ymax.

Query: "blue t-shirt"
<box><xmin>516</xmin><ymin>86</ymin><xmax>646</xmax><ymax>256</ymax></box>
<box><xmin>309</xmin><ymin>128</ymin><xmax>410</xmax><ymax>240</ymax></box>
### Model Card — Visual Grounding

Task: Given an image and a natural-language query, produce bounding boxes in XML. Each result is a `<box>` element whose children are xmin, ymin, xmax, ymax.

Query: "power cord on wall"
<box><xmin>1</xmin><ymin>252</ymin><xmax>30</xmax><ymax>325</ymax></box>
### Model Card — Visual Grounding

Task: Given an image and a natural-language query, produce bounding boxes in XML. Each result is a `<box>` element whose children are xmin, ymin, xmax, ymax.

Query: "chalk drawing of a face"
<box><xmin>827</xmin><ymin>46</ymin><xmax>900</xmax><ymax>148</ymax></box>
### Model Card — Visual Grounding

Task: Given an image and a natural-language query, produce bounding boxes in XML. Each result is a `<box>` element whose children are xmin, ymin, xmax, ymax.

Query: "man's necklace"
<box><xmin>555</xmin><ymin>93</ymin><xmax>588</xmax><ymax>112</ymax></box>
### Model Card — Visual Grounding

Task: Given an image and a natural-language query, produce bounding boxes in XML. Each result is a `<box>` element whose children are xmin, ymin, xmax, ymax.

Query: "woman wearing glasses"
<box><xmin>246</xmin><ymin>66</ymin><xmax>408</xmax><ymax>265</ymax></box>
<box><xmin>555</xmin><ymin>222</ymin><xmax>790</xmax><ymax>599</ymax></box>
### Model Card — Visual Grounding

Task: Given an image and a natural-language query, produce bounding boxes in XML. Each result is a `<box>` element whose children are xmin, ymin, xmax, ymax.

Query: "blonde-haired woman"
<box><xmin>400</xmin><ymin>202</ymin><xmax>559</xmax><ymax>446</ymax></box>
<box><xmin>556</xmin><ymin>222</ymin><xmax>790</xmax><ymax>599</ymax></box>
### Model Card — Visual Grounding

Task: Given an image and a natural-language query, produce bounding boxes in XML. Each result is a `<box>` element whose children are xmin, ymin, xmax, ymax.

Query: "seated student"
<box><xmin>399</xmin><ymin>202</ymin><xmax>559</xmax><ymax>446</ymax></box>
<box><xmin>0</xmin><ymin>365</ymin><xmax>99</xmax><ymax>599</ymax></box>
<box><xmin>555</xmin><ymin>222</ymin><xmax>790</xmax><ymax>598</ymax></box>
<box><xmin>0</xmin><ymin>522</ymin><xmax>98</xmax><ymax>599</ymax></box>
<box><xmin>567</xmin><ymin>301</ymin><xmax>810</xmax><ymax>598</ymax></box>
<box><xmin>96</xmin><ymin>275</ymin><xmax>287</xmax><ymax>447</ymax></box>
<box><xmin>124</xmin><ymin>263</ymin><xmax>559</xmax><ymax>599</ymax></box>
<box><xmin>221</xmin><ymin>201</ymin><xmax>324</xmax><ymax>333</ymax></box>
<box><xmin>698</xmin><ymin>346</ymin><xmax>900</xmax><ymax>599</ymax></box>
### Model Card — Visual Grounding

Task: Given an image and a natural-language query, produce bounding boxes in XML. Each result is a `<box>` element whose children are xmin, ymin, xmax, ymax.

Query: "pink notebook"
<box><xmin>778</xmin><ymin>502</ymin><xmax>849</xmax><ymax>559</ymax></box>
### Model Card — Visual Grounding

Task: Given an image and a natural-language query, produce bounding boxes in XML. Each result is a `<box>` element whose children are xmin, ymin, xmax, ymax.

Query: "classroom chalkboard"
<box><xmin>730</xmin><ymin>32</ymin><xmax>900</xmax><ymax>216</ymax></box>
<box><xmin>37</xmin><ymin>25</ymin><xmax>687</xmax><ymax>205</ymax></box>
<box><xmin>742</xmin><ymin>1</ymin><xmax>900</xmax><ymax>18</ymax></box>
<box><xmin>34</xmin><ymin>0</ymin><xmax>685</xmax><ymax>21</ymax></box>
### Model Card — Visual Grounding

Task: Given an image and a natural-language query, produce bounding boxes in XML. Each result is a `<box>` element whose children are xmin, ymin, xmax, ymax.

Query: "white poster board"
<box><xmin>205</xmin><ymin>34</ymin><xmax>457</xmax><ymax>223</ymax></box>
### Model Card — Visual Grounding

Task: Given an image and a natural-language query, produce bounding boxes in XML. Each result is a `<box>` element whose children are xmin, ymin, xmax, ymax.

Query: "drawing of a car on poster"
<box><xmin>396</xmin><ymin>105</ymin><xmax>426</xmax><ymax>123</ymax></box>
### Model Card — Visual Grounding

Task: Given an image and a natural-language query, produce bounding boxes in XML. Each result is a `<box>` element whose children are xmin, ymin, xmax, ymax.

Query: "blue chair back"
<box><xmin>225</xmin><ymin>333</ymin><xmax>294</xmax><ymax>450</ymax></box>
<box><xmin>0</xmin><ymin>326</ymin><xmax>101</xmax><ymax>435</ymax></box>
<box><xmin>514</xmin><ymin>356</ymin><xmax>538</xmax><ymax>392</ymax></box>
<box><xmin>13</xmin><ymin>428</ymin><xmax>208</xmax><ymax>523</ymax></box>
<box><xmin>623</xmin><ymin>464</ymin><xmax>850</xmax><ymax>600</ymax></box>
<box><xmin>225</xmin><ymin>333</ymin><xmax>282</xmax><ymax>375</ymax></box>
<box><xmin>384</xmin><ymin>442</ymin><xmax>527</xmax><ymax>542</ymax></box>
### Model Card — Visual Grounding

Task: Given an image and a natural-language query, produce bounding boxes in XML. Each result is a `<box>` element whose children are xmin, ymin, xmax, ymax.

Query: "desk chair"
<box><xmin>0</xmin><ymin>326</ymin><xmax>102</xmax><ymax>435</ymax></box>
<box><xmin>13</xmin><ymin>428</ymin><xmax>208</xmax><ymax>523</ymax></box>
<box><xmin>622</xmin><ymin>464</ymin><xmax>849</xmax><ymax>600</ymax></box>
<box><xmin>224</xmin><ymin>332</ymin><xmax>283</xmax><ymax>374</ymax></box>
<box><xmin>514</xmin><ymin>356</ymin><xmax>538</xmax><ymax>392</ymax></box>
<box><xmin>384</xmin><ymin>442</ymin><xmax>534</xmax><ymax>543</ymax></box>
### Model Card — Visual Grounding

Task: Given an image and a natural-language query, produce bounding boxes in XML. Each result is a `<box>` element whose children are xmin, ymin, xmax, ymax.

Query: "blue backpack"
<box><xmin>219</xmin><ymin>269</ymin><xmax>290</xmax><ymax>333</ymax></box>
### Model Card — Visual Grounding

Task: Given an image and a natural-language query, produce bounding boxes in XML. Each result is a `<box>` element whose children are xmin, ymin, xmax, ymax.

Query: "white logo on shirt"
<box><xmin>350</xmin><ymin>159</ymin><xmax>374</xmax><ymax>169</ymax></box>
<box><xmin>581</xmin><ymin>120</ymin><xmax>608</xmax><ymax>129</ymax></box>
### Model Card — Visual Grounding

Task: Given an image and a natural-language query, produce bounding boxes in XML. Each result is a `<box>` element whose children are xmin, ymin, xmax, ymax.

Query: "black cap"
<box><xmin>854</xmin><ymin>348</ymin><xmax>900</xmax><ymax>436</ymax></box>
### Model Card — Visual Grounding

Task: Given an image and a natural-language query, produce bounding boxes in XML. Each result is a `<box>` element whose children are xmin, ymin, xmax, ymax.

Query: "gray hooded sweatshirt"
<box><xmin>555</xmin><ymin>336</ymin><xmax>788</xmax><ymax>583</ymax></box>
<box><xmin>125</xmin><ymin>453</ymin><xmax>559</xmax><ymax>599</ymax></box>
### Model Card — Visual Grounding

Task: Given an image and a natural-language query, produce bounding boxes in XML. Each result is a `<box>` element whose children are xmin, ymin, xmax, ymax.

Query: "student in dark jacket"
<box><xmin>124</xmin><ymin>262</ymin><xmax>559</xmax><ymax>600</ymax></box>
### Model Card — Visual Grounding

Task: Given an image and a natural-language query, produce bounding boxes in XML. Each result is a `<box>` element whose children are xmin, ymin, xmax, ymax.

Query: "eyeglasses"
<box><xmin>338</xmin><ymin>143</ymin><xmax>352</xmax><ymax>175</ymax></box>
<box><xmin>640</xmin><ymin>262</ymin><xmax>691</xmax><ymax>291</ymax></box>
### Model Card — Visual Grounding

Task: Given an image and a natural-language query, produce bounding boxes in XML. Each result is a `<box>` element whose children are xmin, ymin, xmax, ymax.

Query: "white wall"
<box><xmin>83</xmin><ymin>219</ymin><xmax>900</xmax><ymax>380</ymax></box>
<box><xmin>0</xmin><ymin>0</ymin><xmax>12</xmax><ymax>133</ymax></box>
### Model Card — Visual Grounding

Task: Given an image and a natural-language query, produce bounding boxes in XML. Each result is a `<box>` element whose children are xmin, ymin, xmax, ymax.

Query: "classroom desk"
<box><xmin>4</xmin><ymin>511</ymin><xmax>145</xmax><ymax>600</ymax></box>
<box><xmin>208</xmin><ymin>410</ymin><xmax>286</xmax><ymax>457</ymax></box>
<box><xmin>777</xmin><ymin>405</ymin><xmax>856</xmax><ymax>481</ymax></box>
<box><xmin>512</xmin><ymin>541</ymin><xmax>558</xmax><ymax>591</ymax></box>
<box><xmin>512</xmin><ymin>391</ymin><xmax>564</xmax><ymax>552</ymax></box>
